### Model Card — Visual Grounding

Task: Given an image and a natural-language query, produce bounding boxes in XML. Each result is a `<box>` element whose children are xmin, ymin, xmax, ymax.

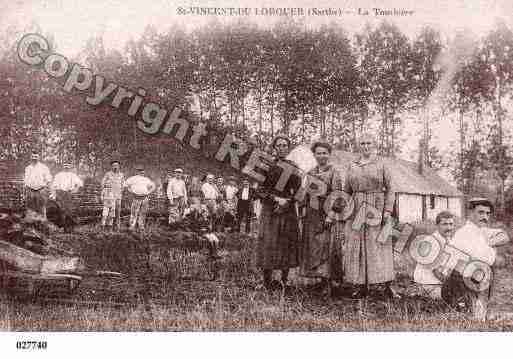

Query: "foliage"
<box><xmin>2</xmin><ymin>20</ymin><xmax>513</xmax><ymax>210</ymax></box>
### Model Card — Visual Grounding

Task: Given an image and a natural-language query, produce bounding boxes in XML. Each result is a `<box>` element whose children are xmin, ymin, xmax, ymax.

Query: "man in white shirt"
<box><xmin>24</xmin><ymin>151</ymin><xmax>52</xmax><ymax>220</ymax></box>
<box><xmin>201</xmin><ymin>173</ymin><xmax>219</xmax><ymax>231</ymax></box>
<box><xmin>51</xmin><ymin>162</ymin><xmax>83</xmax><ymax>233</ymax></box>
<box><xmin>101</xmin><ymin>160</ymin><xmax>125</xmax><ymax>230</ymax></box>
<box><xmin>413</xmin><ymin>211</ymin><xmax>455</xmax><ymax>299</ymax></box>
<box><xmin>124</xmin><ymin>166</ymin><xmax>156</xmax><ymax>231</ymax></box>
<box><xmin>442</xmin><ymin>198</ymin><xmax>509</xmax><ymax>320</ymax></box>
<box><xmin>225</xmin><ymin>176</ymin><xmax>238</xmax><ymax>202</ymax></box>
<box><xmin>167</xmin><ymin>168</ymin><xmax>188</xmax><ymax>226</ymax></box>
<box><xmin>201</xmin><ymin>174</ymin><xmax>219</xmax><ymax>202</ymax></box>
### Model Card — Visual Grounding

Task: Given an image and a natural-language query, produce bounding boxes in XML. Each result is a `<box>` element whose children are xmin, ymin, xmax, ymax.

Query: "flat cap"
<box><xmin>468</xmin><ymin>197</ymin><xmax>494</xmax><ymax>210</ymax></box>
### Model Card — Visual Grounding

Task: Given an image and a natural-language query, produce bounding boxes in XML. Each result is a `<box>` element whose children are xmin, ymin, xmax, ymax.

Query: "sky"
<box><xmin>2</xmin><ymin>0</ymin><xmax>513</xmax><ymax>181</ymax></box>
<box><xmin>3</xmin><ymin>0</ymin><xmax>512</xmax><ymax>55</ymax></box>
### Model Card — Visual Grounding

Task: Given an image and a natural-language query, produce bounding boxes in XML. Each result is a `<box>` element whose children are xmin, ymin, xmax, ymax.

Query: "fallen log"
<box><xmin>0</xmin><ymin>240</ymin><xmax>83</xmax><ymax>274</ymax></box>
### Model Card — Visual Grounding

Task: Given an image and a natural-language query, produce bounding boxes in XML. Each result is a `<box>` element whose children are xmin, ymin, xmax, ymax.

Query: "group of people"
<box><xmin>165</xmin><ymin>170</ymin><xmax>258</xmax><ymax>234</ymax></box>
<box><xmin>255</xmin><ymin>134</ymin><xmax>509</xmax><ymax>320</ymax></box>
<box><xmin>100</xmin><ymin>161</ymin><xmax>261</xmax><ymax>233</ymax></box>
<box><xmin>413</xmin><ymin>204</ymin><xmax>509</xmax><ymax>319</ymax></box>
<box><xmin>22</xmin><ymin>134</ymin><xmax>510</xmax><ymax>320</ymax></box>
<box><xmin>255</xmin><ymin>134</ymin><xmax>397</xmax><ymax>298</ymax></box>
<box><xmin>100</xmin><ymin>162</ymin><xmax>157</xmax><ymax>231</ymax></box>
<box><xmin>23</xmin><ymin>153</ymin><xmax>156</xmax><ymax>232</ymax></box>
<box><xmin>24</xmin><ymin>152</ymin><xmax>83</xmax><ymax>232</ymax></box>
<box><xmin>23</xmin><ymin>151</ymin><xmax>259</xmax><ymax>234</ymax></box>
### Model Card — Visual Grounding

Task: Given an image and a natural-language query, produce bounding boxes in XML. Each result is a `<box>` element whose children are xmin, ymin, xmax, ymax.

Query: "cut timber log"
<box><xmin>0</xmin><ymin>240</ymin><xmax>82</xmax><ymax>274</ymax></box>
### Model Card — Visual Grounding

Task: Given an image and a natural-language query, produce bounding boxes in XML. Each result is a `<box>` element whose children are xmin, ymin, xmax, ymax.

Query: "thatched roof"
<box><xmin>330</xmin><ymin>150</ymin><xmax>462</xmax><ymax>197</ymax></box>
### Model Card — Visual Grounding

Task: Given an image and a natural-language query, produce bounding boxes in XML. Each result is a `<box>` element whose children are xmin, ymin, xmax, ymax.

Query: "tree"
<box><xmin>356</xmin><ymin>22</ymin><xmax>414</xmax><ymax>156</ymax></box>
<box><xmin>410</xmin><ymin>26</ymin><xmax>443</xmax><ymax>168</ymax></box>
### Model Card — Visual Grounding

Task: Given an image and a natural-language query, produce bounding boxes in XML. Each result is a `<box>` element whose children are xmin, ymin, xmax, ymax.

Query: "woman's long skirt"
<box><xmin>256</xmin><ymin>201</ymin><xmax>300</xmax><ymax>270</ymax></box>
<box><xmin>300</xmin><ymin>206</ymin><xmax>344</xmax><ymax>280</ymax></box>
<box><xmin>343</xmin><ymin>192</ymin><xmax>394</xmax><ymax>285</ymax></box>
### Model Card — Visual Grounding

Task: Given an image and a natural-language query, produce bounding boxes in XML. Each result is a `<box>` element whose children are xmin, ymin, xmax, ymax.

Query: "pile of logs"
<box><xmin>0</xmin><ymin>210</ymin><xmax>83</xmax><ymax>274</ymax></box>
<box><xmin>0</xmin><ymin>178</ymin><xmax>24</xmax><ymax>212</ymax></box>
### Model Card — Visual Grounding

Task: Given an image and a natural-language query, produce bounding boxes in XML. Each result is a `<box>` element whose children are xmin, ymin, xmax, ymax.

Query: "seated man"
<box><xmin>182</xmin><ymin>197</ymin><xmax>210</xmax><ymax>232</ymax></box>
<box><xmin>183</xmin><ymin>197</ymin><xmax>220</xmax><ymax>260</ymax></box>
<box><xmin>413</xmin><ymin>211</ymin><xmax>455</xmax><ymax>299</ymax></box>
<box><xmin>440</xmin><ymin>198</ymin><xmax>509</xmax><ymax>320</ymax></box>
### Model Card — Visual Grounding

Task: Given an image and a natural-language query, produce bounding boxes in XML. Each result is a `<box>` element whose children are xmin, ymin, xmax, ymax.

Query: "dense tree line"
<box><xmin>1</xmin><ymin>20</ymin><xmax>513</xmax><ymax>212</ymax></box>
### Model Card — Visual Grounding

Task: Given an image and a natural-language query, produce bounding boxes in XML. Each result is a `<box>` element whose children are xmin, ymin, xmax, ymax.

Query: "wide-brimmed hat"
<box><xmin>110</xmin><ymin>160</ymin><xmax>120</xmax><ymax>165</ymax></box>
<box><xmin>174</xmin><ymin>168</ymin><xmax>183</xmax><ymax>173</ymax></box>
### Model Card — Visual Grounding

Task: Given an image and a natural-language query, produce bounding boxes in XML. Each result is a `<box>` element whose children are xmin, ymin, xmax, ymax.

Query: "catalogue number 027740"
<box><xmin>16</xmin><ymin>341</ymin><xmax>47</xmax><ymax>350</ymax></box>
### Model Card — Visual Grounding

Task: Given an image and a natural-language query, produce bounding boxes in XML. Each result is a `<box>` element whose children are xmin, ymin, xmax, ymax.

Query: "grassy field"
<box><xmin>1</xmin><ymin>222</ymin><xmax>513</xmax><ymax>331</ymax></box>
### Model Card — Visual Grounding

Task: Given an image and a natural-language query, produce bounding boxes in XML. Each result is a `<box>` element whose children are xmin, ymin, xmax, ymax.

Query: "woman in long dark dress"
<box><xmin>299</xmin><ymin>142</ymin><xmax>344</xmax><ymax>291</ymax></box>
<box><xmin>256</xmin><ymin>135</ymin><xmax>301</xmax><ymax>290</ymax></box>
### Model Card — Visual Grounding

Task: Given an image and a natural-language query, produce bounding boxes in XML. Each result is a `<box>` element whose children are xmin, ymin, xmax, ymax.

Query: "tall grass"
<box><xmin>1</xmin><ymin>225</ymin><xmax>513</xmax><ymax>331</ymax></box>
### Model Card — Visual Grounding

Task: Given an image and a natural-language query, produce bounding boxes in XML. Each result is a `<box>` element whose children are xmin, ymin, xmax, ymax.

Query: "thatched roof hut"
<box><xmin>330</xmin><ymin>151</ymin><xmax>463</xmax><ymax>223</ymax></box>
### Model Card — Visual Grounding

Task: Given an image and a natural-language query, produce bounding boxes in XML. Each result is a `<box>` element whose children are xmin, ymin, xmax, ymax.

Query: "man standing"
<box><xmin>413</xmin><ymin>211</ymin><xmax>455</xmax><ymax>299</ymax></box>
<box><xmin>215</xmin><ymin>177</ymin><xmax>226</xmax><ymax>201</ymax></box>
<box><xmin>442</xmin><ymin>198</ymin><xmax>509</xmax><ymax>320</ymax></box>
<box><xmin>101</xmin><ymin>160</ymin><xmax>125</xmax><ymax>230</ymax></box>
<box><xmin>215</xmin><ymin>176</ymin><xmax>227</xmax><ymax>231</ymax></box>
<box><xmin>225</xmin><ymin>176</ymin><xmax>238</xmax><ymax>204</ymax></box>
<box><xmin>24</xmin><ymin>151</ymin><xmax>52</xmax><ymax>220</ymax></box>
<box><xmin>236</xmin><ymin>179</ymin><xmax>254</xmax><ymax>233</ymax></box>
<box><xmin>223</xmin><ymin>176</ymin><xmax>238</xmax><ymax>232</ymax></box>
<box><xmin>167</xmin><ymin>168</ymin><xmax>188</xmax><ymax>226</ymax></box>
<box><xmin>201</xmin><ymin>174</ymin><xmax>219</xmax><ymax>231</ymax></box>
<box><xmin>124</xmin><ymin>166</ymin><xmax>156</xmax><ymax>231</ymax></box>
<box><xmin>51</xmin><ymin>162</ymin><xmax>83</xmax><ymax>233</ymax></box>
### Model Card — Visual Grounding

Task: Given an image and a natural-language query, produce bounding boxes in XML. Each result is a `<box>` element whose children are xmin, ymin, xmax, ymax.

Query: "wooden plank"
<box><xmin>0</xmin><ymin>270</ymin><xmax>82</xmax><ymax>281</ymax></box>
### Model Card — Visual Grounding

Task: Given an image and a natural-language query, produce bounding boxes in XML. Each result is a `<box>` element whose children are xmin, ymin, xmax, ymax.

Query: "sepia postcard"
<box><xmin>1</xmin><ymin>0</ymin><xmax>513</xmax><ymax>356</ymax></box>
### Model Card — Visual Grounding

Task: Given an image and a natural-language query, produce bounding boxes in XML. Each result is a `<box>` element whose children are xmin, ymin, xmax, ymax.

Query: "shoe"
<box><xmin>349</xmin><ymin>287</ymin><xmax>368</xmax><ymax>299</ymax></box>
